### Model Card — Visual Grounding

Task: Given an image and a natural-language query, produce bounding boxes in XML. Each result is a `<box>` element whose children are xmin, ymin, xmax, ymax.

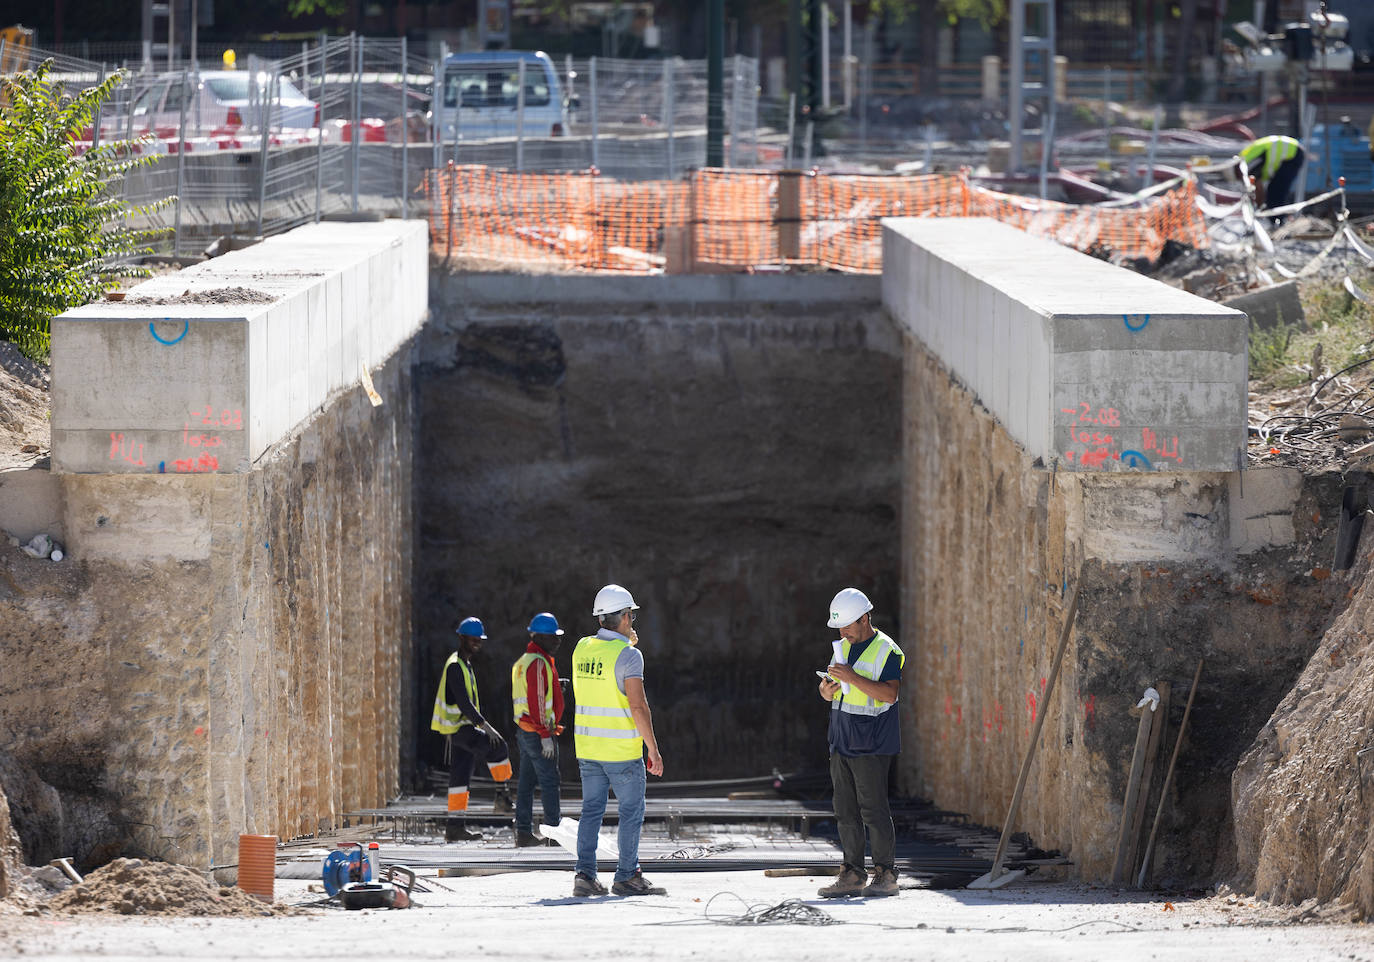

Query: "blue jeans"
<box><xmin>514</xmin><ymin>729</ymin><xmax>561</xmax><ymax>834</ymax></box>
<box><xmin>576</xmin><ymin>758</ymin><xmax>645</xmax><ymax>882</ymax></box>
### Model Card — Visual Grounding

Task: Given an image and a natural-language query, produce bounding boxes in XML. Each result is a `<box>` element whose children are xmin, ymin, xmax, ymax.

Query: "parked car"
<box><xmin>126</xmin><ymin>69</ymin><xmax>317</xmax><ymax>138</ymax></box>
<box><xmin>433</xmin><ymin>50</ymin><xmax>569</xmax><ymax>140</ymax></box>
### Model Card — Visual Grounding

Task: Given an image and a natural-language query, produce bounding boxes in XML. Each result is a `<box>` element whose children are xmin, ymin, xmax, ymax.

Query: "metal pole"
<box><xmin>860</xmin><ymin>18</ymin><xmax>873</xmax><ymax>150</ymax></box>
<box><xmin>167</xmin><ymin>0</ymin><xmax>175</xmax><ymax>72</ymax></box>
<box><xmin>728</xmin><ymin>56</ymin><xmax>739</xmax><ymax>168</ymax></box>
<box><xmin>821</xmin><ymin>1</ymin><xmax>831</xmax><ymax>108</ymax></box>
<box><xmin>516</xmin><ymin>57</ymin><xmax>526</xmax><ymax>172</ymax></box>
<box><xmin>1145</xmin><ymin>103</ymin><xmax>1162</xmax><ymax>189</ymax></box>
<box><xmin>1009</xmin><ymin>0</ymin><xmax>1025</xmax><ymax>172</ymax></box>
<box><xmin>589</xmin><ymin>56</ymin><xmax>599</xmax><ymax>169</ymax></box>
<box><xmin>91</xmin><ymin>64</ymin><xmax>107</xmax><ymax>151</ymax></box>
<box><xmin>707</xmin><ymin>0</ymin><xmax>725</xmax><ymax>166</ymax></box>
<box><xmin>191</xmin><ymin>0</ymin><xmax>198</xmax><ymax>74</ymax></box>
<box><xmin>256</xmin><ymin>71</ymin><xmax>276</xmax><ymax>237</ymax></box>
<box><xmin>803</xmin><ymin>119</ymin><xmax>813</xmax><ymax>166</ymax></box>
<box><xmin>663</xmin><ymin>58</ymin><xmax>674</xmax><ymax>177</ymax></box>
<box><xmin>843</xmin><ymin>0</ymin><xmax>852</xmax><ymax>109</ymax></box>
<box><xmin>401</xmin><ymin>35</ymin><xmax>409</xmax><ymax>219</ymax></box>
<box><xmin>785</xmin><ymin>91</ymin><xmax>796</xmax><ymax>167</ymax></box>
<box><xmin>174</xmin><ymin>69</ymin><xmax>189</xmax><ymax>255</ymax></box>
<box><xmin>351</xmin><ymin>34</ymin><xmax>362</xmax><ymax>213</ymax></box>
<box><xmin>433</xmin><ymin>41</ymin><xmax>448</xmax><ymax>171</ymax></box>
<box><xmin>315</xmin><ymin>34</ymin><xmax>326</xmax><ymax>223</ymax></box>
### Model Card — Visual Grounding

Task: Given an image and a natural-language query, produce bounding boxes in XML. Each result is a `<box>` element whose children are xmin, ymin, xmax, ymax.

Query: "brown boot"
<box><xmin>818</xmin><ymin>865</ymin><xmax>867</xmax><ymax>898</ymax></box>
<box><xmin>863</xmin><ymin>865</ymin><xmax>899</xmax><ymax>897</ymax></box>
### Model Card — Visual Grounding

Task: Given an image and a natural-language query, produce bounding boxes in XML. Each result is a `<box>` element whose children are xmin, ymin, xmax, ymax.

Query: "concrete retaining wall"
<box><xmin>887</xmin><ymin>222</ymin><xmax>1349</xmax><ymax>882</ymax></box>
<box><xmin>0</xmin><ymin>222</ymin><xmax>424</xmax><ymax>873</ymax></box>
<box><xmin>882</xmin><ymin>218</ymin><xmax>1248</xmax><ymax>473</ymax></box>
<box><xmin>51</xmin><ymin>220</ymin><xmax>427</xmax><ymax>474</ymax></box>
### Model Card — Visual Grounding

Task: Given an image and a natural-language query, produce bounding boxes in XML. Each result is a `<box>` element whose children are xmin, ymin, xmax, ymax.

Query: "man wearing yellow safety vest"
<box><xmin>570</xmin><ymin>584</ymin><xmax>666</xmax><ymax>897</ymax></box>
<box><xmin>511</xmin><ymin>611</ymin><xmax>567</xmax><ymax>847</ymax></box>
<box><xmin>431</xmin><ymin>616</ymin><xmax>514</xmax><ymax>842</ymax></box>
<box><xmin>817</xmin><ymin>587</ymin><xmax>904</xmax><ymax>898</ymax></box>
<box><xmin>1239</xmin><ymin>135</ymin><xmax>1305</xmax><ymax>213</ymax></box>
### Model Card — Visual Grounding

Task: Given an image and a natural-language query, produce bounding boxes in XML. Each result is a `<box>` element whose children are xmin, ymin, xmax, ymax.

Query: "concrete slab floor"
<box><xmin>2</xmin><ymin>872</ymin><xmax>1369</xmax><ymax>961</ymax></box>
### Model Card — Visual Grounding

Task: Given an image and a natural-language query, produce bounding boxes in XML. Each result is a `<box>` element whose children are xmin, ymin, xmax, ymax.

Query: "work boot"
<box><xmin>493</xmin><ymin>790</ymin><xmax>514</xmax><ymax>815</ymax></box>
<box><xmin>572</xmin><ymin>873</ymin><xmax>608</xmax><ymax>897</ymax></box>
<box><xmin>515</xmin><ymin>830</ymin><xmax>545</xmax><ymax>848</ymax></box>
<box><xmin>445</xmin><ymin>820</ymin><xmax>482</xmax><ymax>842</ymax></box>
<box><xmin>863</xmin><ymin>865</ymin><xmax>899</xmax><ymax>897</ymax></box>
<box><xmin>611</xmin><ymin>872</ymin><xmax>667</xmax><ymax>896</ymax></box>
<box><xmin>818</xmin><ymin>865</ymin><xmax>867</xmax><ymax>898</ymax></box>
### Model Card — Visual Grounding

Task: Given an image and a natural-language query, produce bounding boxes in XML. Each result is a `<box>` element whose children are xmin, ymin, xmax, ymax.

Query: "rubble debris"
<box><xmin>45</xmin><ymin>858</ymin><xmax>297</xmax><ymax>917</ymax></box>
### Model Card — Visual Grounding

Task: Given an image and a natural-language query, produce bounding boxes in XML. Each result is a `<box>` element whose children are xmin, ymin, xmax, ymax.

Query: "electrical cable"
<box><xmin>701</xmin><ymin>892</ymin><xmax>843</xmax><ymax>926</ymax></box>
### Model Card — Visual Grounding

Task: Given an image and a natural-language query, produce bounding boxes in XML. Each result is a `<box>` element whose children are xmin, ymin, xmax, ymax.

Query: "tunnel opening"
<box><xmin>411</xmin><ymin>275</ymin><xmax>902</xmax><ymax>784</ymax></box>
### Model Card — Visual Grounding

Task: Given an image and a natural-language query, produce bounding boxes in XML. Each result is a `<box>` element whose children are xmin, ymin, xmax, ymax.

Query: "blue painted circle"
<box><xmin>149</xmin><ymin>319</ymin><xmax>189</xmax><ymax>345</ymax></box>
<box><xmin>1123</xmin><ymin>314</ymin><xmax>1150</xmax><ymax>332</ymax></box>
<box><xmin>1120</xmin><ymin>449</ymin><xmax>1154</xmax><ymax>470</ymax></box>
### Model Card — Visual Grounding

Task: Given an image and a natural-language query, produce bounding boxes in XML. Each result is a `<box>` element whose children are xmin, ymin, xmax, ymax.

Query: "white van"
<box><xmin>435</xmin><ymin>50</ymin><xmax>569</xmax><ymax>140</ymax></box>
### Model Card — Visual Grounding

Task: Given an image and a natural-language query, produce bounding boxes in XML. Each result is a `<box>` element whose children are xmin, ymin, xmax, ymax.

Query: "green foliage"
<box><xmin>286</xmin><ymin>0</ymin><xmax>348</xmax><ymax>17</ymax></box>
<box><xmin>874</xmin><ymin>0</ymin><xmax>1007</xmax><ymax>27</ymax></box>
<box><xmin>1248</xmin><ymin>316</ymin><xmax>1295</xmax><ymax>380</ymax></box>
<box><xmin>0</xmin><ymin>60</ymin><xmax>169</xmax><ymax>359</ymax></box>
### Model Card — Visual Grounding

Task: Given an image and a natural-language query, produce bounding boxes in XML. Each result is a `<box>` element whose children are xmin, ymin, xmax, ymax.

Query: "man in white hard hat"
<box><xmin>569</xmin><ymin>584</ymin><xmax>666</xmax><ymax>898</ymax></box>
<box><xmin>816</xmin><ymin>587</ymin><xmax>905</xmax><ymax>898</ymax></box>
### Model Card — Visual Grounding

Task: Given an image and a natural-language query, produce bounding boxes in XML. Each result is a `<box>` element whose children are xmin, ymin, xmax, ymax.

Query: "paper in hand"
<box><xmin>831</xmin><ymin>640</ymin><xmax>851</xmax><ymax>695</ymax></box>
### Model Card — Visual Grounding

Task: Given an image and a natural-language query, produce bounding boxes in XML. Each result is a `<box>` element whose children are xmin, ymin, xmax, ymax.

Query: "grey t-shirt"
<box><xmin>597</xmin><ymin>628</ymin><xmax>645</xmax><ymax>693</ymax></box>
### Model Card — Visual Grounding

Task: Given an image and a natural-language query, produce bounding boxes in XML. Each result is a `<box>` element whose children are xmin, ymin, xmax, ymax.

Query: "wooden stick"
<box><xmin>1136</xmin><ymin>659</ymin><xmax>1204</xmax><ymax>889</ymax></box>
<box><xmin>983</xmin><ymin>582</ymin><xmax>1081</xmax><ymax>885</ymax></box>
<box><xmin>1125</xmin><ymin>681</ymin><xmax>1170</xmax><ymax>881</ymax></box>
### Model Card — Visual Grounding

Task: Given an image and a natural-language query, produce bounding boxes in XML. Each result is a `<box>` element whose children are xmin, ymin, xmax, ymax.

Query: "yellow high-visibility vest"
<box><xmin>832</xmin><ymin>630</ymin><xmax>904</xmax><ymax>718</ymax></box>
<box><xmin>431</xmin><ymin>652</ymin><xmax>479</xmax><ymax>734</ymax></box>
<box><xmin>1239</xmin><ymin>136</ymin><xmax>1301</xmax><ymax>181</ymax></box>
<box><xmin>571</xmin><ymin>635</ymin><xmax>642</xmax><ymax>762</ymax></box>
<box><xmin>511</xmin><ymin>651</ymin><xmax>555</xmax><ymax>723</ymax></box>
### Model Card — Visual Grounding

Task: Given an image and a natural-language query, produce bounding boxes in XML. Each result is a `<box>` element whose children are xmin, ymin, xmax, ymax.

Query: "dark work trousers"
<box><xmin>1266</xmin><ymin>150</ymin><xmax>1305</xmax><ymax>212</ymax></box>
<box><xmin>514</xmin><ymin>728</ymin><xmax>561</xmax><ymax>834</ymax></box>
<box><xmin>448</xmin><ymin>724</ymin><xmax>511</xmax><ymax>814</ymax></box>
<box><xmin>830</xmin><ymin>752</ymin><xmax>896</xmax><ymax>870</ymax></box>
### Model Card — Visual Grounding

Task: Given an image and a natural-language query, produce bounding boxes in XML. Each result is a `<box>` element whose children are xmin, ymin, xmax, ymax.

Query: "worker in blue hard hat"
<box><xmin>431</xmin><ymin>616</ymin><xmax>514</xmax><ymax>842</ymax></box>
<box><xmin>1239</xmin><ymin>134</ymin><xmax>1305</xmax><ymax>214</ymax></box>
<box><xmin>511</xmin><ymin>611</ymin><xmax>567</xmax><ymax>847</ymax></box>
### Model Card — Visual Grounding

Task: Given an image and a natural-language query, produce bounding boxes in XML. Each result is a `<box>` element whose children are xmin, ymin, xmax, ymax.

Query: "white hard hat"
<box><xmin>593</xmin><ymin>583</ymin><xmax>640</xmax><ymax>616</ymax></box>
<box><xmin>827</xmin><ymin>587</ymin><xmax>873</xmax><ymax>629</ymax></box>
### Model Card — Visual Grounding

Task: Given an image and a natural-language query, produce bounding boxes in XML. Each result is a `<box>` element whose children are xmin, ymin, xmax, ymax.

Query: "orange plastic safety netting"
<box><xmin>967</xmin><ymin>178</ymin><xmax>1208</xmax><ymax>264</ymax></box>
<box><xmin>424</xmin><ymin>166</ymin><xmax>1209</xmax><ymax>272</ymax></box>
<box><xmin>801</xmin><ymin>172</ymin><xmax>970</xmax><ymax>273</ymax></box>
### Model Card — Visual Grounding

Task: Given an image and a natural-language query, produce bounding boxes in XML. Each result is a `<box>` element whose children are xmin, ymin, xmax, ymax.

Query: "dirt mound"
<box><xmin>47</xmin><ymin>859</ymin><xmax>292</xmax><ymax>917</ymax></box>
<box><xmin>127</xmin><ymin>286</ymin><xmax>275</xmax><ymax>305</ymax></box>
<box><xmin>1231</xmin><ymin>537</ymin><xmax>1374</xmax><ymax>916</ymax></box>
<box><xmin>0</xmin><ymin>343</ymin><xmax>50</xmax><ymax>471</ymax></box>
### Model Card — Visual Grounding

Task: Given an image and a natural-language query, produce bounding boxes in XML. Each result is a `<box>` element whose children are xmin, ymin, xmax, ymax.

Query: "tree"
<box><xmin>0</xmin><ymin>61</ymin><xmax>167</xmax><ymax>359</ymax></box>
<box><xmin>875</xmin><ymin>0</ymin><xmax>1006</xmax><ymax>97</ymax></box>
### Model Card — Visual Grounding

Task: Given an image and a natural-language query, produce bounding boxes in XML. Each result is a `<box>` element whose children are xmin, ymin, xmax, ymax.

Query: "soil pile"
<box><xmin>1231</xmin><ymin>538</ymin><xmax>1374</xmax><ymax>916</ymax></box>
<box><xmin>0</xmin><ymin>343</ymin><xmax>50</xmax><ymax>471</ymax></box>
<box><xmin>126</xmin><ymin>286</ymin><xmax>275</xmax><ymax>305</ymax></box>
<box><xmin>0</xmin><ymin>780</ymin><xmax>23</xmax><ymax>899</ymax></box>
<box><xmin>48</xmin><ymin>859</ymin><xmax>292</xmax><ymax>917</ymax></box>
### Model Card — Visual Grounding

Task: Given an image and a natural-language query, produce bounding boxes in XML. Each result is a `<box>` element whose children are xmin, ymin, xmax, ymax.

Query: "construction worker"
<box><xmin>431</xmin><ymin>616</ymin><xmax>514</xmax><ymax>842</ymax></box>
<box><xmin>1239</xmin><ymin>134</ymin><xmax>1305</xmax><ymax>212</ymax></box>
<box><xmin>511</xmin><ymin>611</ymin><xmax>567</xmax><ymax>847</ymax></box>
<box><xmin>570</xmin><ymin>584</ymin><xmax>666</xmax><ymax>897</ymax></box>
<box><xmin>816</xmin><ymin>587</ymin><xmax>904</xmax><ymax>898</ymax></box>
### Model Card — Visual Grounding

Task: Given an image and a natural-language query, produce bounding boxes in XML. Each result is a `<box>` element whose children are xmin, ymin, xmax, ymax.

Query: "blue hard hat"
<box><xmin>527</xmin><ymin>612</ymin><xmax>565</xmax><ymax>636</ymax></box>
<box><xmin>456</xmin><ymin>616</ymin><xmax>487</xmax><ymax>640</ymax></box>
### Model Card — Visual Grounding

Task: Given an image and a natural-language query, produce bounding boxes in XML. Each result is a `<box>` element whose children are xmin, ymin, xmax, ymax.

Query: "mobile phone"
<box><xmin>815</xmin><ymin>670</ymin><xmax>835</xmax><ymax>680</ymax></box>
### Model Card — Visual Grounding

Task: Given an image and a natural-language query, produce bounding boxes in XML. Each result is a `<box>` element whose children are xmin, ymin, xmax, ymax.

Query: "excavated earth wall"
<box><xmin>1231</xmin><ymin>519</ymin><xmax>1374</xmax><ymax>914</ymax></box>
<box><xmin>415</xmin><ymin>275</ymin><xmax>901</xmax><ymax>780</ymax></box>
<box><xmin>0</xmin><ymin>354</ymin><xmax>414</xmax><ymax>874</ymax></box>
<box><xmin>900</xmin><ymin>343</ymin><xmax>1355</xmax><ymax>883</ymax></box>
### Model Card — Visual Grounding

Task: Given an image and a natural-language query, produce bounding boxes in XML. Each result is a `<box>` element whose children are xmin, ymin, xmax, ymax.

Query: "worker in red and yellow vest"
<box><xmin>431</xmin><ymin>616</ymin><xmax>513</xmax><ymax>842</ymax></box>
<box><xmin>510</xmin><ymin>611</ymin><xmax>567</xmax><ymax>847</ymax></box>
<box><xmin>1239</xmin><ymin>135</ymin><xmax>1305</xmax><ymax>213</ymax></box>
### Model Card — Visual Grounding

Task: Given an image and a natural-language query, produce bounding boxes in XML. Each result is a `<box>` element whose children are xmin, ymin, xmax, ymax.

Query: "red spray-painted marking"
<box><xmin>1026</xmin><ymin>690</ymin><xmax>1038</xmax><ymax>723</ymax></box>
<box><xmin>1084</xmin><ymin>694</ymin><xmax>1097</xmax><ymax>730</ymax></box>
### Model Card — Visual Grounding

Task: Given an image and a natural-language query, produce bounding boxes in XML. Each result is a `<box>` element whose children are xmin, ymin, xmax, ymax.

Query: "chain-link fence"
<box><xmin>3</xmin><ymin>37</ymin><xmax>761</xmax><ymax>257</ymax></box>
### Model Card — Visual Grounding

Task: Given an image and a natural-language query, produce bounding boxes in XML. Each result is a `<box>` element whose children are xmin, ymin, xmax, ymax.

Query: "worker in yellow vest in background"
<box><xmin>570</xmin><ymin>584</ymin><xmax>666</xmax><ymax>898</ymax></box>
<box><xmin>431</xmin><ymin>616</ymin><xmax>513</xmax><ymax>842</ymax></box>
<box><xmin>1239</xmin><ymin>135</ymin><xmax>1305</xmax><ymax>213</ymax></box>
<box><xmin>817</xmin><ymin>587</ymin><xmax>905</xmax><ymax>899</ymax></box>
<box><xmin>511</xmin><ymin>611</ymin><xmax>567</xmax><ymax>847</ymax></box>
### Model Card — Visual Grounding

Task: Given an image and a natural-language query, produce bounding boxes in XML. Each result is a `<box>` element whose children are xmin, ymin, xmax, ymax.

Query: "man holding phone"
<box><xmin>817</xmin><ymin>587</ymin><xmax>904</xmax><ymax>898</ymax></box>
